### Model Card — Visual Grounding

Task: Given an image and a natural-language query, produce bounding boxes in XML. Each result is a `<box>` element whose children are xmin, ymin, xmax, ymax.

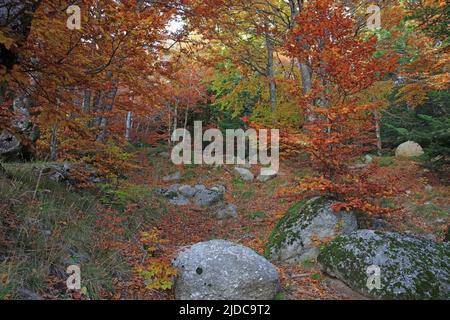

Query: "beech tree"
<box><xmin>285</xmin><ymin>0</ymin><xmax>401</xmax><ymax>214</ymax></box>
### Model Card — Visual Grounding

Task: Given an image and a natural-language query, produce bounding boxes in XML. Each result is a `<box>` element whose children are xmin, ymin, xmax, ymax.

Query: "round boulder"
<box><xmin>265</xmin><ymin>197</ymin><xmax>358</xmax><ymax>264</ymax></box>
<box><xmin>173</xmin><ymin>240</ymin><xmax>280</xmax><ymax>300</ymax></box>
<box><xmin>395</xmin><ymin>141</ymin><xmax>424</xmax><ymax>158</ymax></box>
<box><xmin>318</xmin><ymin>230</ymin><xmax>450</xmax><ymax>300</ymax></box>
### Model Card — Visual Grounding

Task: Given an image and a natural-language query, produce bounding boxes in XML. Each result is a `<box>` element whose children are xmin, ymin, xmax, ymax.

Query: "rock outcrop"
<box><xmin>173</xmin><ymin>240</ymin><xmax>280</xmax><ymax>300</ymax></box>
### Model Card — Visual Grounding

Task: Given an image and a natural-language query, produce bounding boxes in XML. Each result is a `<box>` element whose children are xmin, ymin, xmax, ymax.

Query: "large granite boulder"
<box><xmin>0</xmin><ymin>95</ymin><xmax>39</xmax><ymax>160</ymax></box>
<box><xmin>265</xmin><ymin>197</ymin><xmax>358</xmax><ymax>264</ymax></box>
<box><xmin>318</xmin><ymin>230</ymin><xmax>450</xmax><ymax>300</ymax></box>
<box><xmin>34</xmin><ymin>163</ymin><xmax>71</xmax><ymax>182</ymax></box>
<box><xmin>173</xmin><ymin>240</ymin><xmax>280</xmax><ymax>300</ymax></box>
<box><xmin>0</xmin><ymin>130</ymin><xmax>22</xmax><ymax>160</ymax></box>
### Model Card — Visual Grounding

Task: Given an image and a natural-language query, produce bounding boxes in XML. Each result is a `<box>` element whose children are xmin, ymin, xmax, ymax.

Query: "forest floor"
<box><xmin>111</xmin><ymin>147</ymin><xmax>449</xmax><ymax>300</ymax></box>
<box><xmin>0</xmin><ymin>146</ymin><xmax>448</xmax><ymax>300</ymax></box>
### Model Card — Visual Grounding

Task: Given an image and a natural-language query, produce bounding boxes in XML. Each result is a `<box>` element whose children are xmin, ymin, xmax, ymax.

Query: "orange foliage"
<box><xmin>285</xmin><ymin>0</ymin><xmax>402</xmax><ymax>215</ymax></box>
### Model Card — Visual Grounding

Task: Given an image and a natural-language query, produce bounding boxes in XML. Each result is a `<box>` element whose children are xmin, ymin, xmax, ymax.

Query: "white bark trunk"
<box><xmin>375</xmin><ymin>111</ymin><xmax>382</xmax><ymax>156</ymax></box>
<box><xmin>125</xmin><ymin>111</ymin><xmax>133</xmax><ymax>141</ymax></box>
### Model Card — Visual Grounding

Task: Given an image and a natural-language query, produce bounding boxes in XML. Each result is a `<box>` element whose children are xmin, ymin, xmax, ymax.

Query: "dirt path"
<box><xmin>113</xmin><ymin>150</ymin><xmax>368</xmax><ymax>300</ymax></box>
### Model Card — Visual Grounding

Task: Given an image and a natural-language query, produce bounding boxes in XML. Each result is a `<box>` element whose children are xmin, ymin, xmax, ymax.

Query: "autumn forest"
<box><xmin>0</xmin><ymin>0</ymin><xmax>449</xmax><ymax>303</ymax></box>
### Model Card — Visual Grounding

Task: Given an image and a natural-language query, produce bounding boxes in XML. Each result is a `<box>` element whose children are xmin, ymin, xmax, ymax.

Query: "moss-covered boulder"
<box><xmin>318</xmin><ymin>230</ymin><xmax>450</xmax><ymax>300</ymax></box>
<box><xmin>265</xmin><ymin>197</ymin><xmax>358</xmax><ymax>264</ymax></box>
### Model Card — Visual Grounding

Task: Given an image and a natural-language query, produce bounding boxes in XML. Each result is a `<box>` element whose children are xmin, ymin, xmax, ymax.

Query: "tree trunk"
<box><xmin>125</xmin><ymin>111</ymin><xmax>133</xmax><ymax>141</ymax></box>
<box><xmin>183</xmin><ymin>106</ymin><xmax>190</xmax><ymax>141</ymax></box>
<box><xmin>97</xmin><ymin>86</ymin><xmax>118</xmax><ymax>143</ymax></box>
<box><xmin>173</xmin><ymin>103</ymin><xmax>178</xmax><ymax>133</ymax></box>
<box><xmin>288</xmin><ymin>0</ymin><xmax>315</xmax><ymax>122</ymax></box>
<box><xmin>90</xmin><ymin>91</ymin><xmax>103</xmax><ymax>128</ymax></box>
<box><xmin>82</xmin><ymin>89</ymin><xmax>91</xmax><ymax>113</ymax></box>
<box><xmin>265</xmin><ymin>32</ymin><xmax>277</xmax><ymax>112</ymax></box>
<box><xmin>168</xmin><ymin>106</ymin><xmax>172</xmax><ymax>146</ymax></box>
<box><xmin>375</xmin><ymin>111</ymin><xmax>382</xmax><ymax>156</ymax></box>
<box><xmin>50</xmin><ymin>124</ymin><xmax>58</xmax><ymax>161</ymax></box>
<box><xmin>184</xmin><ymin>107</ymin><xmax>189</xmax><ymax>130</ymax></box>
<box><xmin>299</xmin><ymin>63</ymin><xmax>312</xmax><ymax>95</ymax></box>
<box><xmin>299</xmin><ymin>62</ymin><xmax>314</xmax><ymax>122</ymax></box>
<box><xmin>174</xmin><ymin>104</ymin><xmax>178</xmax><ymax>131</ymax></box>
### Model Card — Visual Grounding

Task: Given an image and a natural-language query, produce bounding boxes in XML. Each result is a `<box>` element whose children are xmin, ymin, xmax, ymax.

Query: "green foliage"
<box><xmin>99</xmin><ymin>182</ymin><xmax>153</xmax><ymax>208</ymax></box>
<box><xmin>241</xmin><ymin>187</ymin><xmax>256</xmax><ymax>199</ymax></box>
<box><xmin>232</xmin><ymin>176</ymin><xmax>245</xmax><ymax>188</ymax></box>
<box><xmin>146</xmin><ymin>145</ymin><xmax>170</xmax><ymax>158</ymax></box>
<box><xmin>250</xmin><ymin>211</ymin><xmax>266</xmax><ymax>220</ymax></box>
<box><xmin>407</xmin><ymin>2</ymin><xmax>450</xmax><ymax>45</ymax></box>
<box><xmin>411</xmin><ymin>203</ymin><xmax>448</xmax><ymax>219</ymax></box>
<box><xmin>138</xmin><ymin>229</ymin><xmax>177</xmax><ymax>290</ymax></box>
<box><xmin>139</xmin><ymin>264</ymin><xmax>176</xmax><ymax>290</ymax></box>
<box><xmin>376</xmin><ymin>156</ymin><xmax>396</xmax><ymax>168</ymax></box>
<box><xmin>0</xmin><ymin>164</ymin><xmax>128</xmax><ymax>299</ymax></box>
<box><xmin>382</xmin><ymin>90</ymin><xmax>450</xmax><ymax>170</ymax></box>
<box><xmin>210</xmin><ymin>61</ymin><xmax>262</xmax><ymax>118</ymax></box>
<box><xmin>301</xmin><ymin>259</ymin><xmax>316</xmax><ymax>269</ymax></box>
<box><xmin>0</xmin><ymin>162</ymin><xmax>168</xmax><ymax>299</ymax></box>
<box><xmin>275</xmin><ymin>291</ymin><xmax>286</xmax><ymax>300</ymax></box>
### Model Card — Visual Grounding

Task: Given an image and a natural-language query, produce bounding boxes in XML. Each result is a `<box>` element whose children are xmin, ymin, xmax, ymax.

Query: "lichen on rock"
<box><xmin>265</xmin><ymin>197</ymin><xmax>358</xmax><ymax>264</ymax></box>
<box><xmin>318</xmin><ymin>230</ymin><xmax>450</xmax><ymax>300</ymax></box>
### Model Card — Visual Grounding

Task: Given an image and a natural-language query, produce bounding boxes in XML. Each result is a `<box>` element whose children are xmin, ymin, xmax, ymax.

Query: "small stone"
<box><xmin>257</xmin><ymin>168</ymin><xmax>278</xmax><ymax>182</ymax></box>
<box><xmin>18</xmin><ymin>288</ymin><xmax>42</xmax><ymax>300</ymax></box>
<box><xmin>236</xmin><ymin>161</ymin><xmax>252</xmax><ymax>169</ymax></box>
<box><xmin>163</xmin><ymin>171</ymin><xmax>182</xmax><ymax>182</ymax></box>
<box><xmin>217</xmin><ymin>204</ymin><xmax>238</xmax><ymax>220</ymax></box>
<box><xmin>364</xmin><ymin>155</ymin><xmax>373</xmax><ymax>164</ymax></box>
<box><xmin>194</xmin><ymin>189</ymin><xmax>224</xmax><ymax>207</ymax></box>
<box><xmin>234</xmin><ymin>167</ymin><xmax>254</xmax><ymax>181</ymax></box>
